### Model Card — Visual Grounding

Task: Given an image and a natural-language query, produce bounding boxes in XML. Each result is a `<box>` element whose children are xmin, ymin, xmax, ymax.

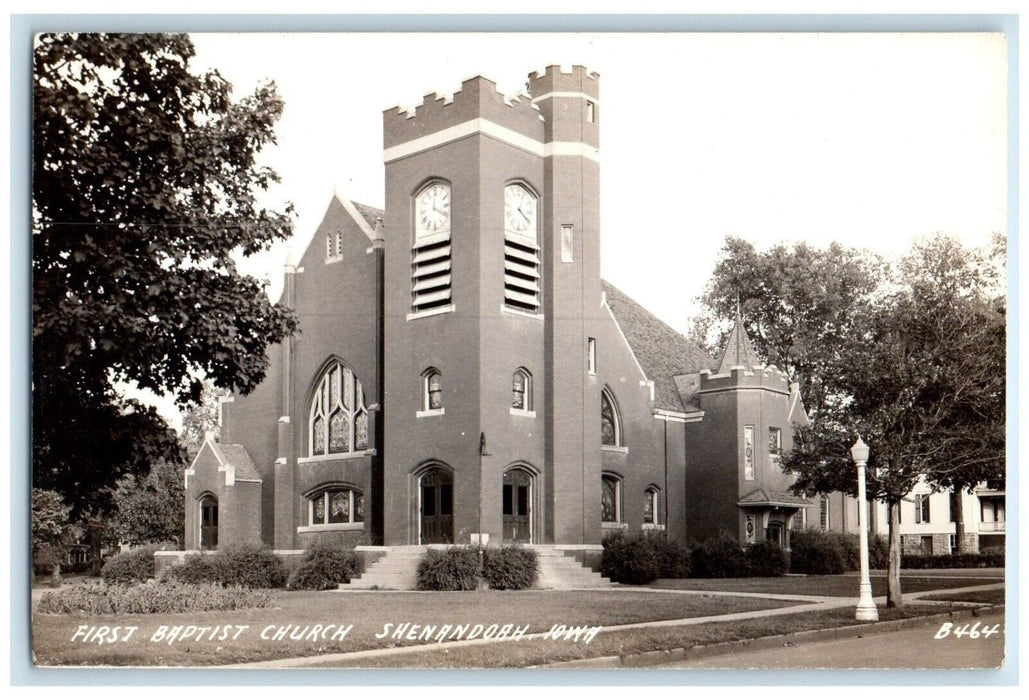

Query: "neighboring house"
<box><xmin>184</xmin><ymin>65</ymin><xmax>810</xmax><ymax>553</ymax></box>
<box><xmin>811</xmin><ymin>482</ymin><xmax>1005</xmax><ymax>554</ymax></box>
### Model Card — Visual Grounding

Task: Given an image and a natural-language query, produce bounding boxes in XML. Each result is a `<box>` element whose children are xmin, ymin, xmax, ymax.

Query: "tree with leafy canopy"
<box><xmin>32</xmin><ymin>33</ymin><xmax>297</xmax><ymax>565</ymax></box>
<box><xmin>779</xmin><ymin>236</ymin><xmax>1005</xmax><ymax>608</ymax></box>
<box><xmin>32</xmin><ymin>489</ymin><xmax>72</xmax><ymax>587</ymax></box>
<box><xmin>109</xmin><ymin>458</ymin><xmax>186</xmax><ymax>548</ymax></box>
<box><xmin>699</xmin><ymin>237</ymin><xmax>886</xmax><ymax>422</ymax></box>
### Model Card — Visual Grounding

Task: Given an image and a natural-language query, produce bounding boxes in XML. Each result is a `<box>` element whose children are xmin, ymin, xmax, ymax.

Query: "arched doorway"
<box><xmin>199</xmin><ymin>494</ymin><xmax>218</xmax><ymax>550</ymax></box>
<box><xmin>502</xmin><ymin>467</ymin><xmax>533</xmax><ymax>543</ymax></box>
<box><xmin>419</xmin><ymin>466</ymin><xmax>453</xmax><ymax>544</ymax></box>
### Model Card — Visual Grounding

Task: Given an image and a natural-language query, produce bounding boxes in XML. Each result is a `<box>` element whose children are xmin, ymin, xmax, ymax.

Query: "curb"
<box><xmin>543</xmin><ymin>604</ymin><xmax>1002</xmax><ymax>669</ymax></box>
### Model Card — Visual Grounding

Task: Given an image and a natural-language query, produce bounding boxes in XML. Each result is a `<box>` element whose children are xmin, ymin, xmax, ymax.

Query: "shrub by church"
<box><xmin>185</xmin><ymin>65</ymin><xmax>811</xmax><ymax>556</ymax></box>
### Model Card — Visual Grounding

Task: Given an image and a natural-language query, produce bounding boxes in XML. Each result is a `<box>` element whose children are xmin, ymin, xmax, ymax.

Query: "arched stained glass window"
<box><xmin>512</xmin><ymin>368</ymin><xmax>532</xmax><ymax>411</ymax></box>
<box><xmin>601</xmin><ymin>474</ymin><xmax>622</xmax><ymax>523</ymax></box>
<box><xmin>601</xmin><ymin>388</ymin><xmax>621</xmax><ymax>446</ymax></box>
<box><xmin>309</xmin><ymin>361</ymin><xmax>369</xmax><ymax>456</ymax></box>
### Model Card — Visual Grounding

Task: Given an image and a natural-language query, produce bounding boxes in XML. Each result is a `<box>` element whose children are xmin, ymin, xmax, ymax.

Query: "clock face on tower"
<box><xmin>416</xmin><ymin>183</ymin><xmax>450</xmax><ymax>235</ymax></box>
<box><xmin>504</xmin><ymin>184</ymin><xmax>537</xmax><ymax>235</ymax></box>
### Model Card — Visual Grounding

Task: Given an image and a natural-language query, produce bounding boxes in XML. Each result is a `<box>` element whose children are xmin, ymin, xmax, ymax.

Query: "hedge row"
<box><xmin>161</xmin><ymin>544</ymin><xmax>288</xmax><ymax>589</ymax></box>
<box><xmin>789</xmin><ymin>529</ymin><xmax>891</xmax><ymax>575</ymax></box>
<box><xmin>101</xmin><ymin>545</ymin><xmax>164</xmax><ymax>585</ymax></box>
<box><xmin>601</xmin><ymin>532</ymin><xmax>691</xmax><ymax>584</ymax></box>
<box><xmin>288</xmin><ymin>539</ymin><xmax>356</xmax><ymax>590</ymax></box>
<box><xmin>416</xmin><ymin>546</ymin><xmax>540</xmax><ymax>591</ymax></box>
<box><xmin>901</xmin><ymin>551</ymin><xmax>1004</xmax><ymax>569</ymax></box>
<box><xmin>36</xmin><ymin>580</ymin><xmax>273</xmax><ymax>615</ymax></box>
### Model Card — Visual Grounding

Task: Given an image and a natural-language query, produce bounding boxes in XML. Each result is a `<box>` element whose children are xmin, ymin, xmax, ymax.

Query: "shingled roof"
<box><xmin>601</xmin><ymin>281</ymin><xmax>716</xmax><ymax>412</ymax></box>
<box><xmin>716</xmin><ymin>305</ymin><xmax>763</xmax><ymax>373</ymax></box>
<box><xmin>352</xmin><ymin>201</ymin><xmax>384</xmax><ymax>229</ymax></box>
<box><xmin>737</xmin><ymin>488</ymin><xmax>811</xmax><ymax>508</ymax></box>
<box><xmin>214</xmin><ymin>443</ymin><xmax>262</xmax><ymax>482</ymax></box>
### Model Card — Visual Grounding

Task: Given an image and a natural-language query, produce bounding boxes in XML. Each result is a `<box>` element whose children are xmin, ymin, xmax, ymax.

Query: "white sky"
<box><xmin>189</xmin><ymin>32</ymin><xmax>1007</xmax><ymax>333</ymax></box>
<box><xmin>125</xmin><ymin>31</ymin><xmax>1009</xmax><ymax>427</ymax></box>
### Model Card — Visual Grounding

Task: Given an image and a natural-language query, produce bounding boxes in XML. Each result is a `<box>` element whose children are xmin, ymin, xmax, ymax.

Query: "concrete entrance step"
<box><xmin>339</xmin><ymin>544</ymin><xmax>612</xmax><ymax>591</ymax></box>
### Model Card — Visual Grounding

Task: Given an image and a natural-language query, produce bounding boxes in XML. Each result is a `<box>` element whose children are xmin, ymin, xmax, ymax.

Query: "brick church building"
<box><xmin>184</xmin><ymin>65</ymin><xmax>811</xmax><ymax>558</ymax></box>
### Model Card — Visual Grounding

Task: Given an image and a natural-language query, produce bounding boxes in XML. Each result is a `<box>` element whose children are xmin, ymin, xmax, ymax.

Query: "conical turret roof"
<box><xmin>716</xmin><ymin>303</ymin><xmax>762</xmax><ymax>373</ymax></box>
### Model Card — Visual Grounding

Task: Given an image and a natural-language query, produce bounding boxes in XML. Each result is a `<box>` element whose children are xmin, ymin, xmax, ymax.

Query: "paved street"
<box><xmin>661</xmin><ymin>612</ymin><xmax>1006</xmax><ymax>669</ymax></box>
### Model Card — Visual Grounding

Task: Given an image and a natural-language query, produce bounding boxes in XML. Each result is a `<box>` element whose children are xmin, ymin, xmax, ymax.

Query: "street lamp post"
<box><xmin>851</xmin><ymin>436</ymin><xmax>879</xmax><ymax>621</ymax></box>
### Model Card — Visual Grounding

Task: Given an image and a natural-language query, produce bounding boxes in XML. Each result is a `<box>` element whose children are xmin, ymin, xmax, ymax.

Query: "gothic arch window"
<box><xmin>644</xmin><ymin>486</ymin><xmax>660</xmax><ymax>525</ymax></box>
<box><xmin>601</xmin><ymin>473</ymin><xmax>623</xmax><ymax>524</ymax></box>
<box><xmin>601</xmin><ymin>387</ymin><xmax>622</xmax><ymax>446</ymax></box>
<box><xmin>502</xmin><ymin>183</ymin><xmax>541</xmax><ymax>314</ymax></box>
<box><xmin>309</xmin><ymin>361</ymin><xmax>369</xmax><ymax>457</ymax></box>
<box><xmin>199</xmin><ymin>494</ymin><xmax>218</xmax><ymax>550</ymax></box>
<box><xmin>512</xmin><ymin>368</ymin><xmax>532</xmax><ymax>412</ymax></box>
<box><xmin>307</xmin><ymin>484</ymin><xmax>364</xmax><ymax>527</ymax></box>
<box><xmin>421</xmin><ymin>368</ymin><xmax>443</xmax><ymax>413</ymax></box>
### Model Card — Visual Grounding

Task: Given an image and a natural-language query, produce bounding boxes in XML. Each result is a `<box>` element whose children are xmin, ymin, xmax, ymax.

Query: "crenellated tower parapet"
<box><xmin>383</xmin><ymin>75</ymin><xmax>545</xmax><ymax>158</ymax></box>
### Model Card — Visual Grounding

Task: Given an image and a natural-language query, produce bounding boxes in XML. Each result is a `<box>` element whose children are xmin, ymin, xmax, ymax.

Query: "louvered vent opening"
<box><xmin>503</xmin><ymin>235</ymin><xmax>541</xmax><ymax>314</ymax></box>
<box><xmin>412</xmin><ymin>239</ymin><xmax>452</xmax><ymax>312</ymax></box>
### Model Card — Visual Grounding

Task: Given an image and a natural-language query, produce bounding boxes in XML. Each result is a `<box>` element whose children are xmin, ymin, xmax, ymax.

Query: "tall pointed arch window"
<box><xmin>503</xmin><ymin>183</ymin><xmax>541</xmax><ymax>314</ymax></box>
<box><xmin>419</xmin><ymin>368</ymin><xmax>444</xmax><ymax>415</ymax></box>
<box><xmin>601</xmin><ymin>388</ymin><xmax>622</xmax><ymax>447</ymax></box>
<box><xmin>309</xmin><ymin>361</ymin><xmax>369</xmax><ymax>457</ymax></box>
<box><xmin>512</xmin><ymin>368</ymin><xmax>532</xmax><ymax>412</ymax></box>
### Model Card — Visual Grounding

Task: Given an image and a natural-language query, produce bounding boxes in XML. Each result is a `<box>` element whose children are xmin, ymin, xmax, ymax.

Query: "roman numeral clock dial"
<box><xmin>417</xmin><ymin>184</ymin><xmax>450</xmax><ymax>234</ymax></box>
<box><xmin>505</xmin><ymin>185</ymin><xmax>536</xmax><ymax>233</ymax></box>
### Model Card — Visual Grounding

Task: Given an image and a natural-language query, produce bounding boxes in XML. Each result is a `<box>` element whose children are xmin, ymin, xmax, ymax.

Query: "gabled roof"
<box><xmin>716</xmin><ymin>304</ymin><xmax>762</xmax><ymax>373</ymax></box>
<box><xmin>601</xmin><ymin>281</ymin><xmax>716</xmax><ymax>412</ymax></box>
<box><xmin>216</xmin><ymin>444</ymin><xmax>262</xmax><ymax>482</ymax></box>
<box><xmin>737</xmin><ymin>488</ymin><xmax>811</xmax><ymax>508</ymax></box>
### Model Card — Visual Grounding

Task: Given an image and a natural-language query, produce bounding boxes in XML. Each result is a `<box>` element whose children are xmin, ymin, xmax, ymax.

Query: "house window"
<box><xmin>421</xmin><ymin>368</ymin><xmax>443</xmax><ymax>413</ymax></box>
<box><xmin>503</xmin><ymin>184</ymin><xmax>541</xmax><ymax>314</ymax></box>
<box><xmin>601</xmin><ymin>388</ymin><xmax>621</xmax><ymax>446</ymax></box>
<box><xmin>820</xmin><ymin>498</ymin><xmax>830</xmax><ymax>530</ymax></box>
<box><xmin>308</xmin><ymin>487</ymin><xmax>364</xmax><ymax>526</ymax></box>
<box><xmin>309</xmin><ymin>361</ymin><xmax>369</xmax><ymax>456</ymax></box>
<box><xmin>643</xmin><ymin>487</ymin><xmax>660</xmax><ymax>525</ymax></box>
<box><xmin>512</xmin><ymin>368</ymin><xmax>532</xmax><ymax>411</ymax></box>
<box><xmin>412</xmin><ymin>181</ymin><xmax>452</xmax><ymax>315</ymax></box>
<box><xmin>768</xmin><ymin>427</ymin><xmax>782</xmax><ymax>459</ymax></box>
<box><xmin>914</xmin><ymin>494</ymin><xmax>931</xmax><ymax>524</ymax></box>
<box><xmin>587</xmin><ymin>338</ymin><xmax>597</xmax><ymax>375</ymax></box>
<box><xmin>949</xmin><ymin>491</ymin><xmax>959</xmax><ymax>523</ymax></box>
<box><xmin>561</xmin><ymin>225</ymin><xmax>574</xmax><ymax>262</ymax></box>
<box><xmin>949</xmin><ymin>533</ymin><xmax>957</xmax><ymax>553</ymax></box>
<box><xmin>326</xmin><ymin>230</ymin><xmax>343</xmax><ymax>262</ymax></box>
<box><xmin>586</xmin><ymin>100</ymin><xmax>596</xmax><ymax>123</ymax></box>
<box><xmin>744</xmin><ymin>426</ymin><xmax>755</xmax><ymax>480</ymax></box>
<box><xmin>601</xmin><ymin>474</ymin><xmax>622</xmax><ymax>523</ymax></box>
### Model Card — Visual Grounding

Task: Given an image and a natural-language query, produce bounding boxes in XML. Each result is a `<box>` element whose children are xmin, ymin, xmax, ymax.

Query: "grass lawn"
<box><xmin>651</xmin><ymin>574</ymin><xmax>999</xmax><ymax>598</ymax></box>
<box><xmin>312</xmin><ymin>603</ymin><xmax>967</xmax><ymax>668</ymax></box>
<box><xmin>921</xmin><ymin>589</ymin><xmax>1005</xmax><ymax>606</ymax></box>
<box><xmin>32</xmin><ymin>589</ymin><xmax>796</xmax><ymax>667</ymax></box>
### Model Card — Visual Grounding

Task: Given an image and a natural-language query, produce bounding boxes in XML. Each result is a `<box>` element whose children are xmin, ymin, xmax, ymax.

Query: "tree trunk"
<box><xmin>887</xmin><ymin>500</ymin><xmax>903</xmax><ymax>609</ymax></box>
<box><xmin>49</xmin><ymin>561</ymin><xmax>63</xmax><ymax>588</ymax></box>
<box><xmin>89</xmin><ymin>523</ymin><xmax>104</xmax><ymax>577</ymax></box>
<box><xmin>953</xmin><ymin>490</ymin><xmax>966</xmax><ymax>553</ymax></box>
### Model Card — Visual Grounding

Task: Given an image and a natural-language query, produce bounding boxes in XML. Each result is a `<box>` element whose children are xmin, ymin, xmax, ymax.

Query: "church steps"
<box><xmin>338</xmin><ymin>544</ymin><xmax>612</xmax><ymax>590</ymax></box>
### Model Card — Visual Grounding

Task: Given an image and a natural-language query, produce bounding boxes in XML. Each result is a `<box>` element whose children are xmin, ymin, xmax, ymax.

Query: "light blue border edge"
<box><xmin>9</xmin><ymin>12</ymin><xmax>1019</xmax><ymax>687</ymax></box>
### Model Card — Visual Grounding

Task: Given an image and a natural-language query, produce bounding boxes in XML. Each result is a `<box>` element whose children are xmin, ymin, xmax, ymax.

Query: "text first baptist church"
<box><xmin>185</xmin><ymin>65</ymin><xmax>811</xmax><ymax>561</ymax></box>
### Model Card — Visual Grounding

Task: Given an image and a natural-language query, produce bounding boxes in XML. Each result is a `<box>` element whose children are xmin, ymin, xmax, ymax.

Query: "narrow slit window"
<box><xmin>561</xmin><ymin>225</ymin><xmax>574</xmax><ymax>263</ymax></box>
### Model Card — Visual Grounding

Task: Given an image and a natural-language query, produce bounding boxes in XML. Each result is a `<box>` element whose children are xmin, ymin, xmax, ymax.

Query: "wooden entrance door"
<box><xmin>420</xmin><ymin>468</ymin><xmax>453</xmax><ymax>544</ymax></box>
<box><xmin>502</xmin><ymin>469</ymin><xmax>532</xmax><ymax>542</ymax></box>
